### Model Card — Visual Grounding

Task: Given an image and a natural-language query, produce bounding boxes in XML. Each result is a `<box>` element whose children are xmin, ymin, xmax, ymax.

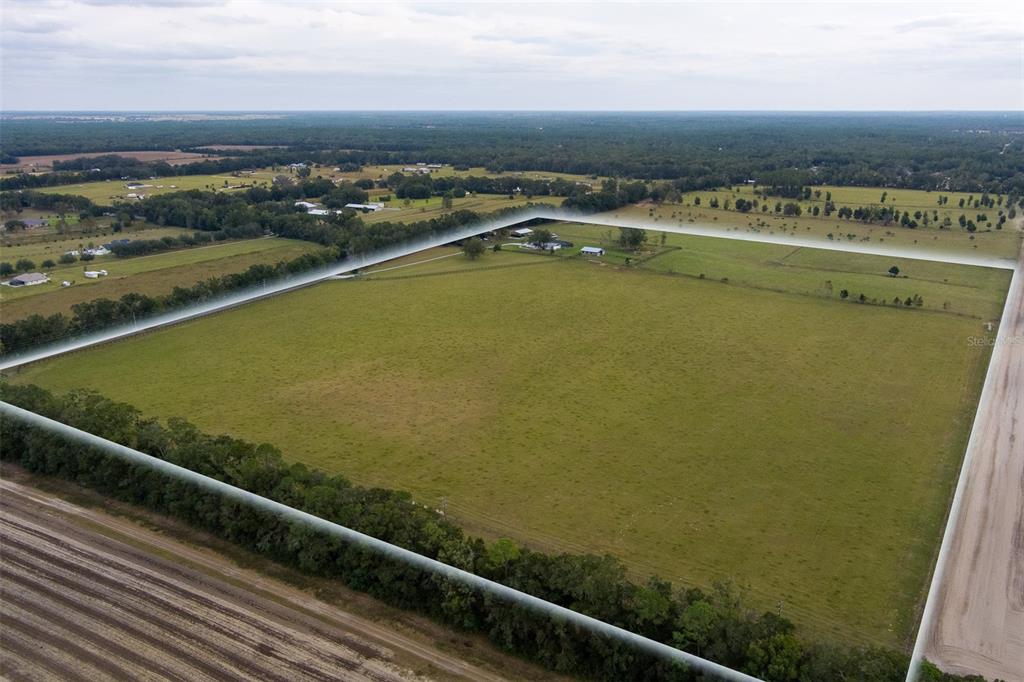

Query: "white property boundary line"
<box><xmin>1</xmin><ymin>206</ymin><xmax>1019</xmax><ymax>680</ymax></box>
<box><xmin>1</xmin><ymin>206</ymin><xmax>1016</xmax><ymax>372</ymax></box>
<box><xmin>0</xmin><ymin>401</ymin><xmax>761</xmax><ymax>682</ymax></box>
<box><xmin>904</xmin><ymin>262</ymin><xmax>1022</xmax><ymax>682</ymax></box>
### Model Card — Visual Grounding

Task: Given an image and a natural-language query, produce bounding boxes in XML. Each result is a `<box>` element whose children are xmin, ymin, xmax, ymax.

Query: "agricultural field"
<box><xmin>360</xmin><ymin>194</ymin><xmax>560</xmax><ymax>225</ymax></box>
<box><xmin>0</xmin><ymin>470</ymin><xmax>536</xmax><ymax>682</ymax></box>
<box><xmin>0</xmin><ymin>150</ymin><xmax>227</xmax><ymax>173</ymax></box>
<box><xmin>0</xmin><ymin>236</ymin><xmax>317</xmax><ymax>320</ymax></box>
<box><xmin>11</xmin><ymin>237</ymin><xmax>1006</xmax><ymax>650</ymax></box>
<box><xmin>34</xmin><ymin>170</ymin><xmax>280</xmax><ymax>203</ymax></box>
<box><xmin>612</xmin><ymin>185</ymin><xmax>1023</xmax><ymax>260</ymax></box>
<box><xmin>550</xmin><ymin>223</ymin><xmax>1012</xmax><ymax>320</ymax></box>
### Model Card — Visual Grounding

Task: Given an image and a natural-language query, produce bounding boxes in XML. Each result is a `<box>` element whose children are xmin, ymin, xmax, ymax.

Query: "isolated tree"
<box><xmin>618</xmin><ymin>227</ymin><xmax>647</xmax><ymax>250</ymax></box>
<box><xmin>839</xmin><ymin>289</ymin><xmax>849</xmax><ymax>299</ymax></box>
<box><xmin>59</xmin><ymin>253</ymin><xmax>76</xmax><ymax>264</ymax></box>
<box><xmin>529</xmin><ymin>227</ymin><xmax>554</xmax><ymax>246</ymax></box>
<box><xmin>442</xmin><ymin>192</ymin><xmax>454</xmax><ymax>209</ymax></box>
<box><xmin>888</xmin><ymin>265</ymin><xmax>900</xmax><ymax>277</ymax></box>
<box><xmin>462</xmin><ymin>237</ymin><xmax>485</xmax><ymax>260</ymax></box>
<box><xmin>0</xmin><ymin>262</ymin><xmax>13</xmax><ymax>276</ymax></box>
<box><xmin>41</xmin><ymin>259</ymin><xmax>55</xmax><ymax>269</ymax></box>
<box><xmin>14</xmin><ymin>258</ymin><xmax>35</xmax><ymax>272</ymax></box>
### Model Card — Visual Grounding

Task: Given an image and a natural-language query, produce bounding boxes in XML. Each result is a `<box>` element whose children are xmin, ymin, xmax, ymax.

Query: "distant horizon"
<box><xmin>3</xmin><ymin>109</ymin><xmax>1022</xmax><ymax>115</ymax></box>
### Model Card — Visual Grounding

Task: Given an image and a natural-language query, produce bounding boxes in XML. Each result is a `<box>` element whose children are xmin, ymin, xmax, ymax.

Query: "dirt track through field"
<box><xmin>922</xmin><ymin>247</ymin><xmax>1024</xmax><ymax>680</ymax></box>
<box><xmin>0</xmin><ymin>478</ymin><xmax>512</xmax><ymax>682</ymax></box>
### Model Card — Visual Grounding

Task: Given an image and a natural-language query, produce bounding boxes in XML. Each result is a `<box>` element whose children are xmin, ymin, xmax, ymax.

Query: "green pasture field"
<box><xmin>1</xmin><ymin>225</ymin><xmax>192</xmax><ymax>265</ymax></box>
<box><xmin>615</xmin><ymin>185</ymin><xmax>1024</xmax><ymax>260</ymax></box>
<box><xmin>10</xmin><ymin>240</ymin><xmax>1004</xmax><ymax>650</ymax></box>
<box><xmin>316</xmin><ymin>163</ymin><xmax>598</xmax><ymax>185</ymax></box>
<box><xmin>548</xmin><ymin>223</ymin><xmax>1011</xmax><ymax>320</ymax></box>
<box><xmin>361</xmin><ymin>194</ymin><xmax>560</xmax><ymax>225</ymax></box>
<box><xmin>0</xmin><ymin>237</ymin><xmax>317</xmax><ymax>316</ymax></box>
<box><xmin>35</xmin><ymin>170</ymin><xmax>279</xmax><ymax>203</ymax></box>
<box><xmin>31</xmin><ymin>164</ymin><xmax>589</xmax><ymax>206</ymax></box>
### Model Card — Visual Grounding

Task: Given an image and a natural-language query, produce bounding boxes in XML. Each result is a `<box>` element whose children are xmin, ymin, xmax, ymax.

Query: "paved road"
<box><xmin>0</xmin><ymin>477</ymin><xmax>512</xmax><ymax>682</ymax></box>
<box><xmin>918</xmin><ymin>245</ymin><xmax>1024</xmax><ymax>681</ymax></box>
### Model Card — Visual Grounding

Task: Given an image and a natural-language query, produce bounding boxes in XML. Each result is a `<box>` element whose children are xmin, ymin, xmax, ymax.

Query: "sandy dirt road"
<box><xmin>923</xmin><ymin>250</ymin><xmax>1024</xmax><ymax>681</ymax></box>
<box><xmin>0</xmin><ymin>477</ymin><xmax>517</xmax><ymax>682</ymax></box>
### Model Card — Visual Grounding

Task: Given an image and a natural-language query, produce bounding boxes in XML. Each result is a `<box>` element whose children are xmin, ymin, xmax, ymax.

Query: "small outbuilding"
<box><xmin>512</xmin><ymin>227</ymin><xmax>534</xmax><ymax>238</ymax></box>
<box><xmin>580</xmin><ymin>246</ymin><xmax>605</xmax><ymax>256</ymax></box>
<box><xmin>8</xmin><ymin>272</ymin><xmax>49</xmax><ymax>287</ymax></box>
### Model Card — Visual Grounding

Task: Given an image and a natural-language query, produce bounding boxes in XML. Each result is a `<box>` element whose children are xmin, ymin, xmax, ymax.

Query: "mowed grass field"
<box><xmin>611</xmin><ymin>185</ymin><xmax>1024</xmax><ymax>260</ymax></box>
<box><xmin>9</xmin><ymin>242</ymin><xmax>1004</xmax><ymax>649</ymax></box>
<box><xmin>0</xmin><ymin>237</ymin><xmax>318</xmax><ymax>320</ymax></box>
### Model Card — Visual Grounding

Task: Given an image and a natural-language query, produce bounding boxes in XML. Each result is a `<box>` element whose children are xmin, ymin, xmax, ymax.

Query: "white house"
<box><xmin>294</xmin><ymin>201</ymin><xmax>318</xmax><ymax>209</ymax></box>
<box><xmin>344</xmin><ymin>203</ymin><xmax>384</xmax><ymax>212</ymax></box>
<box><xmin>84</xmin><ymin>269</ymin><xmax>109</xmax><ymax>279</ymax></box>
<box><xmin>512</xmin><ymin>227</ymin><xmax>534</xmax><ymax>237</ymax></box>
<box><xmin>580</xmin><ymin>246</ymin><xmax>605</xmax><ymax>256</ymax></box>
<box><xmin>308</xmin><ymin>208</ymin><xmax>330</xmax><ymax>216</ymax></box>
<box><xmin>83</xmin><ymin>246</ymin><xmax>111</xmax><ymax>257</ymax></box>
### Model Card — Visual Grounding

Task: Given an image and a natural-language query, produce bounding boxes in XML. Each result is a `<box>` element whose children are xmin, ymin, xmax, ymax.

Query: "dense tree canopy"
<box><xmin>2</xmin><ymin>112</ymin><xmax>1022</xmax><ymax>193</ymax></box>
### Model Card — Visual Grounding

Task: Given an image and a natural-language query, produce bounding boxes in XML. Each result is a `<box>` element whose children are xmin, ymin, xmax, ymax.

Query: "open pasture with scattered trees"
<box><xmin>611</xmin><ymin>184</ymin><xmax>1023</xmax><ymax>260</ymax></box>
<box><xmin>10</xmin><ymin>238</ymin><xmax>1005</xmax><ymax>651</ymax></box>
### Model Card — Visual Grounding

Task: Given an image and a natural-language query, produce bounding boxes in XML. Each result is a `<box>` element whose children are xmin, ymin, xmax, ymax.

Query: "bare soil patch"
<box><xmin>0</xmin><ymin>471</ymin><xmax>547</xmax><ymax>681</ymax></box>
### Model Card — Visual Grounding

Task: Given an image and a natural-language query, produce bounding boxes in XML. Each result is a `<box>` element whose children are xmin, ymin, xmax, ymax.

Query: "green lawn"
<box><xmin>9</xmin><ymin>243</ymin><xmax>1003</xmax><ymax>650</ymax></box>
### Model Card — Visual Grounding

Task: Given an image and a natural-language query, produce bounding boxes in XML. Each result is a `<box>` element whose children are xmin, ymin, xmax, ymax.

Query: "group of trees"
<box><xmin>0</xmin><ymin>383</ymin><xmax>978</xmax><ymax>682</ymax></box>
<box><xmin>564</xmin><ymin>178</ymin><xmax>650</xmax><ymax>213</ymax></box>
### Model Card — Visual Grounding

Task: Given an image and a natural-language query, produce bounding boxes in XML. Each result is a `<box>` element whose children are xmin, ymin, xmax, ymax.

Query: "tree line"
<box><xmin>0</xmin><ymin>383</ymin><xmax>981</xmax><ymax>682</ymax></box>
<box><xmin>2</xmin><ymin>112</ymin><xmax>1021</xmax><ymax>193</ymax></box>
<box><xmin>0</xmin><ymin>248</ymin><xmax>338</xmax><ymax>355</ymax></box>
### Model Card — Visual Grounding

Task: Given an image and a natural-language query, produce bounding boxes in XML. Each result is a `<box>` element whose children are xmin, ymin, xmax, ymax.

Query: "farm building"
<box><xmin>344</xmin><ymin>203</ymin><xmax>384</xmax><ymax>212</ymax></box>
<box><xmin>308</xmin><ymin>208</ymin><xmax>330</xmax><ymax>216</ymax></box>
<box><xmin>8</xmin><ymin>272</ymin><xmax>49</xmax><ymax>287</ymax></box>
<box><xmin>294</xmin><ymin>201</ymin><xmax>318</xmax><ymax>209</ymax></box>
<box><xmin>580</xmin><ymin>246</ymin><xmax>605</xmax><ymax>256</ymax></box>
<box><xmin>84</xmin><ymin>270</ymin><xmax>109</xmax><ymax>279</ymax></box>
<box><xmin>512</xmin><ymin>227</ymin><xmax>534</xmax><ymax>237</ymax></box>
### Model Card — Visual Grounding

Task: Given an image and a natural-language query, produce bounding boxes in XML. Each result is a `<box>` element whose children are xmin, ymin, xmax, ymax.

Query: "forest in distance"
<box><xmin>2</xmin><ymin>112</ymin><xmax>1023</xmax><ymax>194</ymax></box>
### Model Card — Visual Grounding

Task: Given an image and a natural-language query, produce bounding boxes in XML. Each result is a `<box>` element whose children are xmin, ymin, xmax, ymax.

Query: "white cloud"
<box><xmin>0</xmin><ymin>0</ymin><xmax>1020</xmax><ymax>110</ymax></box>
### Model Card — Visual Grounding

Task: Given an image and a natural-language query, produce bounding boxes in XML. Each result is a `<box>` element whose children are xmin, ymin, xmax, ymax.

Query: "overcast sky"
<box><xmin>1</xmin><ymin>0</ymin><xmax>1021</xmax><ymax>111</ymax></box>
